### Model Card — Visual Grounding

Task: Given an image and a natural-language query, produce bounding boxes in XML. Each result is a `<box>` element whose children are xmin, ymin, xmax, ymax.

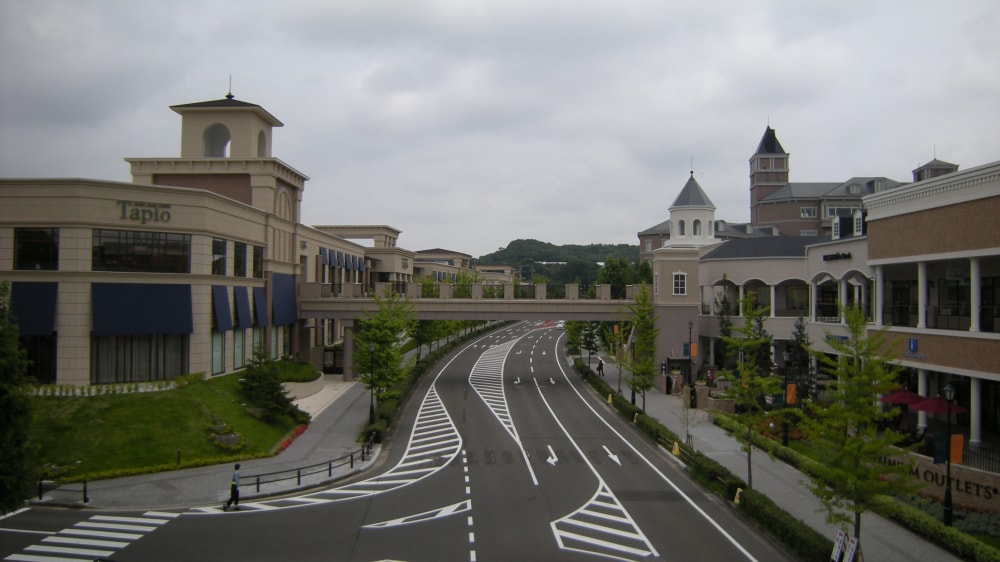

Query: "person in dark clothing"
<box><xmin>223</xmin><ymin>463</ymin><xmax>240</xmax><ymax>511</ymax></box>
<box><xmin>597</xmin><ymin>358</ymin><xmax>605</xmax><ymax>377</ymax></box>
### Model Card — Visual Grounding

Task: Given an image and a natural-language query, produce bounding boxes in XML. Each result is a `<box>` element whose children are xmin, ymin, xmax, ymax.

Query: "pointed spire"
<box><xmin>755</xmin><ymin>126</ymin><xmax>786</xmax><ymax>155</ymax></box>
<box><xmin>670</xmin><ymin>172</ymin><xmax>716</xmax><ymax>209</ymax></box>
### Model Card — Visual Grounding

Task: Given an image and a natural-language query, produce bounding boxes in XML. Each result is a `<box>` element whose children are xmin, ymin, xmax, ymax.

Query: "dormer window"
<box><xmin>849</xmin><ymin>183</ymin><xmax>861</xmax><ymax>194</ymax></box>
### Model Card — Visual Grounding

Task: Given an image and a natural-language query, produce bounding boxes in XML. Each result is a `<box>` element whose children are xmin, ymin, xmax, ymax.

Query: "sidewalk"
<box><xmin>33</xmin><ymin>375</ymin><xmax>381</xmax><ymax>511</ymax></box>
<box><xmin>588</xmin><ymin>353</ymin><xmax>960</xmax><ymax>562</ymax></box>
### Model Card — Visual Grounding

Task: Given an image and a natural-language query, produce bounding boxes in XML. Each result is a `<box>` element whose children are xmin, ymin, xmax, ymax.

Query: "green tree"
<box><xmin>803</xmin><ymin>305</ymin><xmax>916</xmax><ymax>546</ymax></box>
<box><xmin>563</xmin><ymin>321</ymin><xmax>584</xmax><ymax>356</ymax></box>
<box><xmin>240</xmin><ymin>345</ymin><xmax>308</xmax><ymax>423</ymax></box>
<box><xmin>634</xmin><ymin>260</ymin><xmax>653</xmax><ymax>285</ymax></box>
<box><xmin>787</xmin><ymin>316</ymin><xmax>816</xmax><ymax>403</ymax></box>
<box><xmin>0</xmin><ymin>281</ymin><xmax>37</xmax><ymax>513</ymax></box>
<box><xmin>353</xmin><ymin>289</ymin><xmax>417</xmax><ymax>405</ymax></box>
<box><xmin>721</xmin><ymin>294</ymin><xmax>780</xmax><ymax>489</ymax></box>
<box><xmin>714</xmin><ymin>279</ymin><xmax>734</xmax><ymax>369</ymax></box>
<box><xmin>581</xmin><ymin>322</ymin><xmax>599</xmax><ymax>367</ymax></box>
<box><xmin>597</xmin><ymin>256</ymin><xmax>633</xmax><ymax>299</ymax></box>
<box><xmin>626</xmin><ymin>284</ymin><xmax>658</xmax><ymax>411</ymax></box>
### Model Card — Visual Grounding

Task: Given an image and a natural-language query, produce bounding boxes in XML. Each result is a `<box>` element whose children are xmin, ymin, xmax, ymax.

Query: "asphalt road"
<box><xmin>1</xmin><ymin>321</ymin><xmax>795</xmax><ymax>561</ymax></box>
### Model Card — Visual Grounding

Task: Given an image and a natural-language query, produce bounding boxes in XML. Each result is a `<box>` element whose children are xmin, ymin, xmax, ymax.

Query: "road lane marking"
<box><xmin>548</xmin><ymin>333</ymin><xmax>759</xmax><ymax>562</ymax></box>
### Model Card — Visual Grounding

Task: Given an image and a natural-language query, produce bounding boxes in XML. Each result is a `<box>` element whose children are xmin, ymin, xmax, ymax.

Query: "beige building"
<box><xmin>0</xmin><ymin>95</ymin><xmax>374</xmax><ymax>385</ymax></box>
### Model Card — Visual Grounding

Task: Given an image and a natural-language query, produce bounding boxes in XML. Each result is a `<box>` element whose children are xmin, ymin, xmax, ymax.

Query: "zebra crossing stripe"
<box><xmin>42</xmin><ymin>536</ymin><xmax>129</xmax><ymax>548</ymax></box>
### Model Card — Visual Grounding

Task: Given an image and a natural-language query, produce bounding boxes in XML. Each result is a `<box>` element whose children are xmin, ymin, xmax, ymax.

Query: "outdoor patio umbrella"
<box><xmin>910</xmin><ymin>396</ymin><xmax>969</xmax><ymax>415</ymax></box>
<box><xmin>880</xmin><ymin>388</ymin><xmax>924</xmax><ymax>405</ymax></box>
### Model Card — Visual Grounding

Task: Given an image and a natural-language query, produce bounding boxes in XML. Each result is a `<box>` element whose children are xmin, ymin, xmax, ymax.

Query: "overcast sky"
<box><xmin>2</xmin><ymin>1</ymin><xmax>998</xmax><ymax>258</ymax></box>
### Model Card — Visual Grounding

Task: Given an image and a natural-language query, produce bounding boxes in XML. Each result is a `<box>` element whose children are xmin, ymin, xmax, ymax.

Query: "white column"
<box><xmin>839</xmin><ymin>279</ymin><xmax>848</xmax><ymax>325</ymax></box>
<box><xmin>738</xmin><ymin>285</ymin><xmax>745</xmax><ymax>316</ymax></box>
<box><xmin>770</xmin><ymin>284</ymin><xmax>777</xmax><ymax>318</ymax></box>
<box><xmin>861</xmin><ymin>280</ymin><xmax>870</xmax><ymax>322</ymax></box>
<box><xmin>809</xmin><ymin>281</ymin><xmax>817</xmax><ymax>321</ymax></box>
<box><xmin>873</xmin><ymin>265</ymin><xmax>884</xmax><ymax>327</ymax></box>
<box><xmin>970</xmin><ymin>257</ymin><xmax>982</xmax><ymax>332</ymax></box>
<box><xmin>917</xmin><ymin>369</ymin><xmax>928</xmax><ymax>431</ymax></box>
<box><xmin>970</xmin><ymin>377</ymin><xmax>982</xmax><ymax>446</ymax></box>
<box><xmin>917</xmin><ymin>261</ymin><xmax>928</xmax><ymax>328</ymax></box>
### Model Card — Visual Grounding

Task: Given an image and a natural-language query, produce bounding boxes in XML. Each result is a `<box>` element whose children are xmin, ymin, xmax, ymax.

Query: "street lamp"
<box><xmin>368</xmin><ymin>342</ymin><xmax>376</xmax><ymax>425</ymax></box>
<box><xmin>687</xmin><ymin>320</ymin><xmax>693</xmax><ymax>386</ymax></box>
<box><xmin>944</xmin><ymin>383</ymin><xmax>955</xmax><ymax>527</ymax></box>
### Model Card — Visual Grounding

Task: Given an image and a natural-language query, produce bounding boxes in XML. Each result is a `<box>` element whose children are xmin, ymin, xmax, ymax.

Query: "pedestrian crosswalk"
<box><xmin>4</xmin><ymin>511</ymin><xmax>177</xmax><ymax>562</ymax></box>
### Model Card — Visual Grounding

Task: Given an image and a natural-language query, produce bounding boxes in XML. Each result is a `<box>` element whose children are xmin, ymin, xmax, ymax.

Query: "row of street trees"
<box><xmin>573</xmin><ymin>283</ymin><xmax>917</xmax><ymax>549</ymax></box>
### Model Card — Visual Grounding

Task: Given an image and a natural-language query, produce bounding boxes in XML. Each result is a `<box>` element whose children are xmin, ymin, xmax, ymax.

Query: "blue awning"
<box><xmin>212</xmin><ymin>285</ymin><xmax>233</xmax><ymax>332</ymax></box>
<box><xmin>320</xmin><ymin>247</ymin><xmax>328</xmax><ymax>265</ymax></box>
<box><xmin>92</xmin><ymin>283</ymin><xmax>192</xmax><ymax>336</ymax></box>
<box><xmin>336</xmin><ymin>252</ymin><xmax>344</xmax><ymax>267</ymax></box>
<box><xmin>234</xmin><ymin>286</ymin><xmax>253</xmax><ymax>329</ymax></box>
<box><xmin>10</xmin><ymin>282</ymin><xmax>57</xmax><ymax>336</ymax></box>
<box><xmin>359</xmin><ymin>256</ymin><xmax>364</xmax><ymax>271</ymax></box>
<box><xmin>253</xmin><ymin>286</ymin><xmax>269</xmax><ymax>326</ymax></box>
<box><xmin>346</xmin><ymin>254</ymin><xmax>354</xmax><ymax>271</ymax></box>
<box><xmin>271</xmin><ymin>273</ymin><xmax>297</xmax><ymax>325</ymax></box>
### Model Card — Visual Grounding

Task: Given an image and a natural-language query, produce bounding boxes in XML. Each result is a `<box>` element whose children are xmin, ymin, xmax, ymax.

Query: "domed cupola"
<box><xmin>666</xmin><ymin>172</ymin><xmax>717</xmax><ymax>247</ymax></box>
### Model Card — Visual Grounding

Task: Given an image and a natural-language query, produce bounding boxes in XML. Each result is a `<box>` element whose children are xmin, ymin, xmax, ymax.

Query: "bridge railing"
<box><xmin>314</xmin><ymin>282</ymin><xmax>635</xmax><ymax>302</ymax></box>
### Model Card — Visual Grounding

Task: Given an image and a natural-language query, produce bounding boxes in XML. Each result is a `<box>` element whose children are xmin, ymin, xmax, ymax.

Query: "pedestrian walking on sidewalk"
<box><xmin>597</xmin><ymin>358</ymin><xmax>605</xmax><ymax>377</ymax></box>
<box><xmin>223</xmin><ymin>463</ymin><xmax>240</xmax><ymax>511</ymax></box>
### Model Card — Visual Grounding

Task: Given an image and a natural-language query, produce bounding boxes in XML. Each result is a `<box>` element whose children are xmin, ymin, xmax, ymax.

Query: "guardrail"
<box><xmin>245</xmin><ymin>431</ymin><xmax>377</xmax><ymax>493</ymax></box>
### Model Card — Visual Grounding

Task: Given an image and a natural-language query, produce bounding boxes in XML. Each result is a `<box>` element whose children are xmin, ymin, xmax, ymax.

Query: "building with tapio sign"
<box><xmin>0</xmin><ymin>94</ymin><xmax>380</xmax><ymax>386</ymax></box>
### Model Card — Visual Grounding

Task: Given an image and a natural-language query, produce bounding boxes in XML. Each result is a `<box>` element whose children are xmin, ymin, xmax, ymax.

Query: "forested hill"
<box><xmin>475</xmin><ymin>239</ymin><xmax>637</xmax><ymax>265</ymax></box>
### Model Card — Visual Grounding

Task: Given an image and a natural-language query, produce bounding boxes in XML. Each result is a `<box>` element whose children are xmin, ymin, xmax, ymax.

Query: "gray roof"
<box><xmin>637</xmin><ymin>219</ymin><xmax>671</xmax><ymax>236</ymax></box>
<box><xmin>670</xmin><ymin>173</ymin><xmax>716</xmax><ymax>209</ymax></box>
<box><xmin>759</xmin><ymin>177</ymin><xmax>904</xmax><ymax>203</ymax></box>
<box><xmin>170</xmin><ymin>94</ymin><xmax>283</xmax><ymax>126</ymax></box>
<box><xmin>701</xmin><ymin>236</ymin><xmax>824</xmax><ymax>260</ymax></box>
<box><xmin>754</xmin><ymin>126</ymin><xmax>786</xmax><ymax>155</ymax></box>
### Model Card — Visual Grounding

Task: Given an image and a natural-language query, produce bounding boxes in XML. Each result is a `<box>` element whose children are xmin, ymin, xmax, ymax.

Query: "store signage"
<box><xmin>903</xmin><ymin>338</ymin><xmax>925</xmax><ymax>359</ymax></box>
<box><xmin>118</xmin><ymin>200</ymin><xmax>171</xmax><ymax>224</ymax></box>
<box><xmin>822</xmin><ymin>251</ymin><xmax>852</xmax><ymax>261</ymax></box>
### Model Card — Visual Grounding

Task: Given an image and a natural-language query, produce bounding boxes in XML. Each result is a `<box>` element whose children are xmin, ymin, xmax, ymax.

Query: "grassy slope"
<box><xmin>31</xmin><ymin>373</ymin><xmax>301</xmax><ymax>481</ymax></box>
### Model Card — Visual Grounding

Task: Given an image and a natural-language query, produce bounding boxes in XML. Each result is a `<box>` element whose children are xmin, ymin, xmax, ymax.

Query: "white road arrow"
<box><xmin>547</xmin><ymin>445</ymin><xmax>558</xmax><ymax>466</ymax></box>
<box><xmin>549</xmin><ymin>378</ymin><xmax>555</xmax><ymax>385</ymax></box>
<box><xmin>603</xmin><ymin>446</ymin><xmax>621</xmax><ymax>466</ymax></box>
<box><xmin>514</xmin><ymin>377</ymin><xmax>521</xmax><ymax>385</ymax></box>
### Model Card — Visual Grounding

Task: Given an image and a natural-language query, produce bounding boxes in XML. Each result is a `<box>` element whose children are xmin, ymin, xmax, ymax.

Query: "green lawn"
<box><xmin>31</xmin><ymin>373</ymin><xmax>303</xmax><ymax>481</ymax></box>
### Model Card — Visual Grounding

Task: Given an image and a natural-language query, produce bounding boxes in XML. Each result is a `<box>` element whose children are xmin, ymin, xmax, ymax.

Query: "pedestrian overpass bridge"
<box><xmin>299</xmin><ymin>281</ymin><xmax>642</xmax><ymax>378</ymax></box>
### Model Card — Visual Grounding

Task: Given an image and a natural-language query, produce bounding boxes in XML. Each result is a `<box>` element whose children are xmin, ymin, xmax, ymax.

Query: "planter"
<box><xmin>707</xmin><ymin>396</ymin><xmax>736</xmax><ymax>414</ymax></box>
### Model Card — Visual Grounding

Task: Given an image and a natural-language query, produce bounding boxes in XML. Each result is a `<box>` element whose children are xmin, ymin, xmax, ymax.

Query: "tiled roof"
<box><xmin>701</xmin><ymin>236</ymin><xmax>824</xmax><ymax>260</ymax></box>
<box><xmin>754</xmin><ymin>126</ymin><xmax>786</xmax><ymax>155</ymax></box>
<box><xmin>670</xmin><ymin>173</ymin><xmax>716</xmax><ymax>209</ymax></box>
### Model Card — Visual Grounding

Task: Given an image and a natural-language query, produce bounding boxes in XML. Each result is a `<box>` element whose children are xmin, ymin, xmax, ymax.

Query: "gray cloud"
<box><xmin>2</xmin><ymin>0</ymin><xmax>998</xmax><ymax>257</ymax></box>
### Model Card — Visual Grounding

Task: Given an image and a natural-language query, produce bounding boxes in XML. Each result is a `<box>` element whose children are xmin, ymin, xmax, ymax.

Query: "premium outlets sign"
<box><xmin>118</xmin><ymin>200</ymin><xmax>171</xmax><ymax>224</ymax></box>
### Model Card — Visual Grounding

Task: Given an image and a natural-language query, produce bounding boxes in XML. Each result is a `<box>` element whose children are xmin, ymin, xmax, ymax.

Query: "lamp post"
<box><xmin>782</xmin><ymin>351</ymin><xmax>790</xmax><ymax>447</ymax></box>
<box><xmin>944</xmin><ymin>383</ymin><xmax>955</xmax><ymax>527</ymax></box>
<box><xmin>687</xmin><ymin>320</ymin><xmax>693</xmax><ymax>386</ymax></box>
<box><xmin>368</xmin><ymin>342</ymin><xmax>376</xmax><ymax>426</ymax></box>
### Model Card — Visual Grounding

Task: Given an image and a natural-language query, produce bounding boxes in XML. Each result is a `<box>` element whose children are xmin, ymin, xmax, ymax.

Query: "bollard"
<box><xmin>672</xmin><ymin>441</ymin><xmax>680</xmax><ymax>456</ymax></box>
<box><xmin>83</xmin><ymin>481</ymin><xmax>89</xmax><ymax>504</ymax></box>
<box><xmin>328</xmin><ymin>462</ymin><xmax>333</xmax><ymax>477</ymax></box>
<box><xmin>297</xmin><ymin>469</ymin><xmax>301</xmax><ymax>486</ymax></box>
<box><xmin>38</xmin><ymin>480</ymin><xmax>43</xmax><ymax>500</ymax></box>
<box><xmin>350</xmin><ymin>452</ymin><xmax>355</xmax><ymax>468</ymax></box>
<box><xmin>734</xmin><ymin>487</ymin><xmax>743</xmax><ymax>505</ymax></box>
<box><xmin>607</xmin><ymin>394</ymin><xmax>612</xmax><ymax>404</ymax></box>
<box><xmin>256</xmin><ymin>477</ymin><xmax>261</xmax><ymax>493</ymax></box>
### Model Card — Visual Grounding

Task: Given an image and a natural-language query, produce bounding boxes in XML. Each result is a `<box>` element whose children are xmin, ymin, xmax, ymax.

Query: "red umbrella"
<box><xmin>880</xmin><ymin>389</ymin><xmax>924</xmax><ymax>405</ymax></box>
<box><xmin>910</xmin><ymin>396</ymin><xmax>968</xmax><ymax>415</ymax></box>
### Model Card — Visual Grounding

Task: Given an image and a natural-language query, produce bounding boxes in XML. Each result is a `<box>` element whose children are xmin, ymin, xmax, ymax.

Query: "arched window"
<box><xmin>257</xmin><ymin>130</ymin><xmax>267</xmax><ymax>157</ymax></box>
<box><xmin>693</xmin><ymin>219</ymin><xmax>702</xmax><ymax>235</ymax></box>
<box><xmin>678</xmin><ymin>220</ymin><xmax>686</xmax><ymax>236</ymax></box>
<box><xmin>204</xmin><ymin>124</ymin><xmax>231</xmax><ymax>157</ymax></box>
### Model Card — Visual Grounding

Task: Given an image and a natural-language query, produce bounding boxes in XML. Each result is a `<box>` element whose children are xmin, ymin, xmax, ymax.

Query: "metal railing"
<box><xmin>962</xmin><ymin>444</ymin><xmax>1000</xmax><ymax>475</ymax></box>
<box><xmin>245</xmin><ymin>432</ymin><xmax>377</xmax><ymax>493</ymax></box>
